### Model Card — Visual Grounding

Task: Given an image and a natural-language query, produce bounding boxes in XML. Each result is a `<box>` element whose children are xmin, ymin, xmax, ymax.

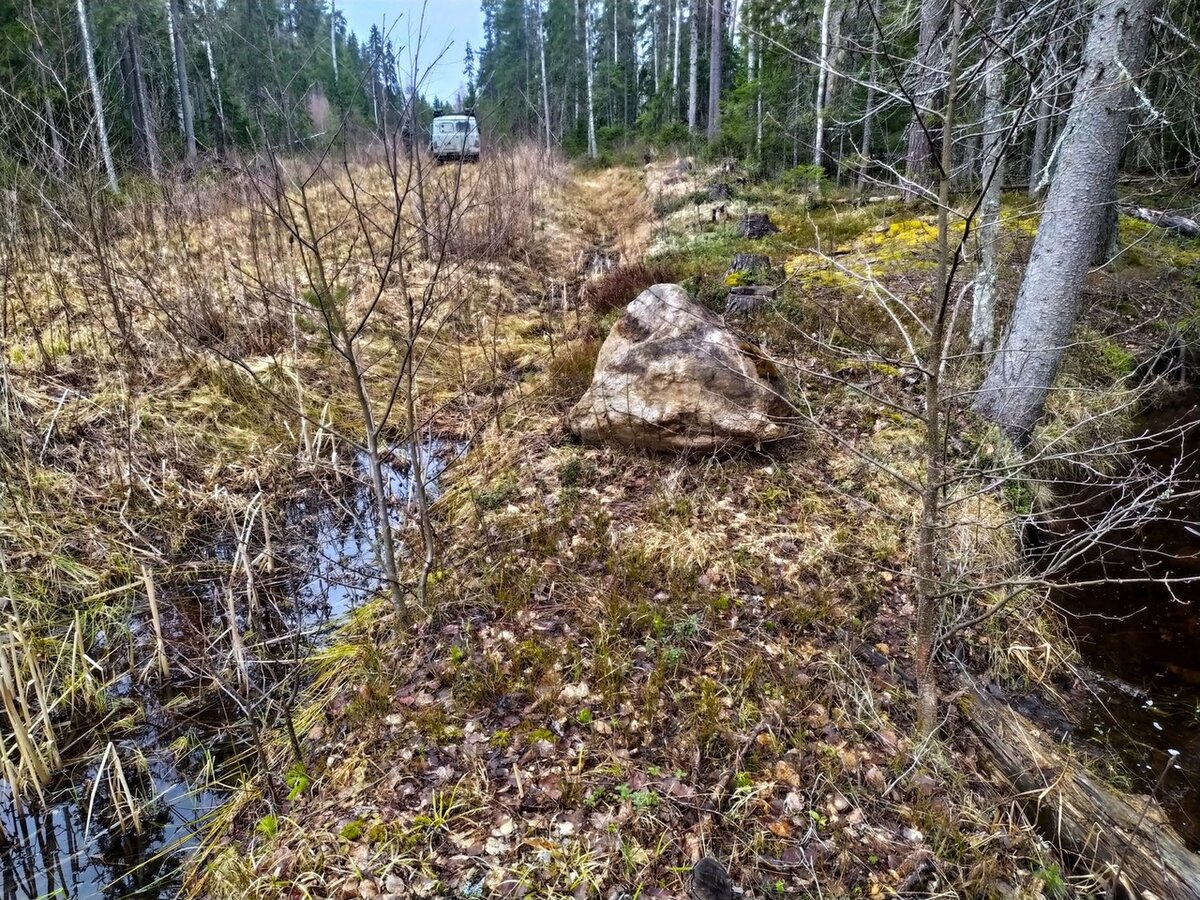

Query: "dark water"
<box><xmin>0</xmin><ymin>440</ymin><xmax>459</xmax><ymax>899</ymax></box>
<box><xmin>1049</xmin><ymin>403</ymin><xmax>1200</xmax><ymax>847</ymax></box>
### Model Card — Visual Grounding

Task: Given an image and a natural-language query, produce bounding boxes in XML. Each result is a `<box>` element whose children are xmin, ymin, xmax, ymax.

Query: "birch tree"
<box><xmin>813</xmin><ymin>0</ymin><xmax>834</xmax><ymax>166</ymax></box>
<box><xmin>585</xmin><ymin>0</ymin><xmax>598</xmax><ymax>156</ymax></box>
<box><xmin>975</xmin><ymin>0</ymin><xmax>1161</xmax><ymax>440</ymax></box>
<box><xmin>537</xmin><ymin>0</ymin><xmax>552</xmax><ymax>150</ymax></box>
<box><xmin>76</xmin><ymin>0</ymin><xmax>117</xmax><ymax>191</ymax></box>
<box><xmin>331</xmin><ymin>0</ymin><xmax>338</xmax><ymax>80</ymax></box>
<box><xmin>672</xmin><ymin>0</ymin><xmax>682</xmax><ymax>105</ymax></box>
<box><xmin>687</xmin><ymin>0</ymin><xmax>700</xmax><ymax>131</ymax></box>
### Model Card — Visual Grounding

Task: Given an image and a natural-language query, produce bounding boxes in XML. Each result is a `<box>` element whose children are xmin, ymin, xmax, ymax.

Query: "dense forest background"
<box><xmin>3</xmin><ymin>0</ymin><xmax>1196</xmax><ymax>190</ymax></box>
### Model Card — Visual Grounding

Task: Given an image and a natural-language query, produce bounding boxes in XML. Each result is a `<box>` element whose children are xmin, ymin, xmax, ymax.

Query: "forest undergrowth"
<box><xmin>3</xmin><ymin>146</ymin><xmax>1200</xmax><ymax>898</ymax></box>
<box><xmin>192</xmin><ymin>156</ymin><xmax>1200</xmax><ymax>899</ymax></box>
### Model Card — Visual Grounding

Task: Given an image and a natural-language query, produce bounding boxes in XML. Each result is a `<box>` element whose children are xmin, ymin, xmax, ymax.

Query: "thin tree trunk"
<box><xmin>76</xmin><ymin>0</ymin><xmax>117</xmax><ymax>191</ymax></box>
<box><xmin>121</xmin><ymin>31</ymin><xmax>152</xmax><ymax>173</ymax></box>
<box><xmin>30</xmin><ymin>19</ymin><xmax>67</xmax><ymax>180</ymax></box>
<box><xmin>688</xmin><ymin>0</ymin><xmax>700</xmax><ymax>131</ymax></box>
<box><xmin>970</xmin><ymin>0</ymin><xmax>1008</xmax><ymax>353</ymax></box>
<box><xmin>672</xmin><ymin>0</ymin><xmax>682</xmax><ymax>108</ymax></box>
<box><xmin>813</xmin><ymin>0</ymin><xmax>834</xmax><ymax>167</ymax></box>
<box><xmin>858</xmin><ymin>13</ymin><xmax>879</xmax><ymax>188</ymax></box>
<box><xmin>167</xmin><ymin>0</ymin><xmax>197</xmax><ymax>166</ymax></box>
<box><xmin>707</xmin><ymin>0</ymin><xmax>722</xmax><ymax>139</ymax></box>
<box><xmin>755</xmin><ymin>40</ymin><xmax>763</xmax><ymax>152</ymax></box>
<box><xmin>132</xmin><ymin>30</ymin><xmax>161</xmax><ymax>176</ymax></box>
<box><xmin>585</xmin><ymin>1</ymin><xmax>598</xmax><ymax>157</ymax></box>
<box><xmin>975</xmin><ymin>0</ymin><xmax>1160</xmax><ymax>441</ymax></box>
<box><xmin>331</xmin><ymin>0</ymin><xmax>338</xmax><ymax>80</ymax></box>
<box><xmin>916</xmin><ymin>0</ymin><xmax>961</xmax><ymax>739</ymax></box>
<box><xmin>537</xmin><ymin>0</ymin><xmax>552</xmax><ymax>151</ymax></box>
<box><xmin>44</xmin><ymin>96</ymin><xmax>66</xmax><ymax>179</ymax></box>
<box><xmin>653</xmin><ymin>0</ymin><xmax>661</xmax><ymax>93</ymax></box>
<box><xmin>902</xmin><ymin>0</ymin><xmax>949</xmax><ymax>200</ymax></box>
<box><xmin>205</xmin><ymin>38</ymin><xmax>227</xmax><ymax>159</ymax></box>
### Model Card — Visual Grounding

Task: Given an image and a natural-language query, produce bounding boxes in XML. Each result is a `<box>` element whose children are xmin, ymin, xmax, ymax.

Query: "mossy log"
<box><xmin>965</xmin><ymin>686</ymin><xmax>1200</xmax><ymax>899</ymax></box>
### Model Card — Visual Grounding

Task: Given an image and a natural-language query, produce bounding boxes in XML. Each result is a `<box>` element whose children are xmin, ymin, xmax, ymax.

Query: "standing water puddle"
<box><xmin>0</xmin><ymin>440</ymin><xmax>460</xmax><ymax>899</ymax></box>
<box><xmin>1049</xmin><ymin>402</ymin><xmax>1200</xmax><ymax>847</ymax></box>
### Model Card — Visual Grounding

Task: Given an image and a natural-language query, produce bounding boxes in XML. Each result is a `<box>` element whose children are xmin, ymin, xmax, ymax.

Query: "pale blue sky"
<box><xmin>340</xmin><ymin>1</ymin><xmax>485</xmax><ymax>104</ymax></box>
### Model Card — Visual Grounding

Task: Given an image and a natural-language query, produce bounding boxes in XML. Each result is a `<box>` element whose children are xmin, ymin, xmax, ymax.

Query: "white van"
<box><xmin>430</xmin><ymin>114</ymin><xmax>480</xmax><ymax>163</ymax></box>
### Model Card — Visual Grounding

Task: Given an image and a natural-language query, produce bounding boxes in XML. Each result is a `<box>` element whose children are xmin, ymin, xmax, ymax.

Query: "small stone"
<box><xmin>901</xmin><ymin>827</ymin><xmax>924</xmax><ymax>844</ymax></box>
<box><xmin>912</xmin><ymin>774</ymin><xmax>936</xmax><ymax>796</ymax></box>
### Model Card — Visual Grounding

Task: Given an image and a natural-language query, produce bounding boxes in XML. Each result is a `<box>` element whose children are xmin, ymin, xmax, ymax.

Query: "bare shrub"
<box><xmin>584</xmin><ymin>262</ymin><xmax>679</xmax><ymax>314</ymax></box>
<box><xmin>441</xmin><ymin>143</ymin><xmax>554</xmax><ymax>265</ymax></box>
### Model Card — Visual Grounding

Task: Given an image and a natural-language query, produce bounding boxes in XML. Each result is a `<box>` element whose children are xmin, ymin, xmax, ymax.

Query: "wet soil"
<box><xmin>0</xmin><ymin>441</ymin><xmax>460</xmax><ymax>899</ymax></box>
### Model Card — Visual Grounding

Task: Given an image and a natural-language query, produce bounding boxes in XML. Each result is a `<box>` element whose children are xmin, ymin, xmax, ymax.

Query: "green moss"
<box><xmin>340</xmin><ymin>820</ymin><xmax>365</xmax><ymax>841</ymax></box>
<box><xmin>475</xmin><ymin>474</ymin><xmax>520</xmax><ymax>511</ymax></box>
<box><xmin>255</xmin><ymin>813</ymin><xmax>279</xmax><ymax>839</ymax></box>
<box><xmin>1099</xmin><ymin>341</ymin><xmax>1136</xmax><ymax>377</ymax></box>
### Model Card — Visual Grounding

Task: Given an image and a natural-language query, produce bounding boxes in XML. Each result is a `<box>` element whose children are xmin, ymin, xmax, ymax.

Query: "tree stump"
<box><xmin>736</xmin><ymin>212</ymin><xmax>780</xmax><ymax>239</ymax></box>
<box><xmin>726</xmin><ymin>253</ymin><xmax>771</xmax><ymax>276</ymax></box>
<box><xmin>724</xmin><ymin>285</ymin><xmax>777</xmax><ymax>317</ymax></box>
<box><xmin>710</xmin><ymin>182</ymin><xmax>733</xmax><ymax>201</ymax></box>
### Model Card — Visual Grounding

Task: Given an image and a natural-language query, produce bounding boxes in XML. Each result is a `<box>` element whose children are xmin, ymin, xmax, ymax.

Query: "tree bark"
<box><xmin>585</xmin><ymin>1</ymin><xmax>598</xmax><ymax>157</ymax></box>
<box><xmin>1028</xmin><ymin>95</ymin><xmax>1051</xmax><ymax>195</ymax></box>
<box><xmin>536</xmin><ymin>0</ymin><xmax>552</xmax><ymax>151</ymax></box>
<box><xmin>902</xmin><ymin>0</ymin><xmax>949</xmax><ymax>200</ymax></box>
<box><xmin>970</xmin><ymin>0</ymin><xmax>1008</xmax><ymax>353</ymax></box>
<box><xmin>121</xmin><ymin>31</ymin><xmax>150</xmax><ymax>171</ymax></box>
<box><xmin>1093</xmin><ymin>180</ymin><xmax>1120</xmax><ymax>266</ymax></box>
<box><xmin>915</xmin><ymin>0</ymin><xmax>961</xmax><ymax>740</ymax></box>
<box><xmin>76</xmin><ymin>0</ymin><xmax>117</xmax><ymax>191</ymax></box>
<box><xmin>707</xmin><ymin>0</ymin><xmax>723</xmax><ymax>139</ymax></box>
<box><xmin>331</xmin><ymin>0</ymin><xmax>338</xmax><ymax>81</ymax></box>
<box><xmin>205</xmin><ymin>36</ymin><xmax>227</xmax><ymax>159</ymax></box>
<box><xmin>813</xmin><ymin>0</ymin><xmax>834</xmax><ymax>167</ymax></box>
<box><xmin>858</xmin><ymin>7</ymin><xmax>879</xmax><ymax>188</ymax></box>
<box><xmin>965</xmin><ymin>685</ymin><xmax>1200</xmax><ymax>898</ymax></box>
<box><xmin>167</xmin><ymin>0</ymin><xmax>197</xmax><ymax>166</ymax></box>
<box><xmin>688</xmin><ymin>0</ymin><xmax>700</xmax><ymax>132</ymax></box>
<box><xmin>975</xmin><ymin>0</ymin><xmax>1160</xmax><ymax>441</ymax></box>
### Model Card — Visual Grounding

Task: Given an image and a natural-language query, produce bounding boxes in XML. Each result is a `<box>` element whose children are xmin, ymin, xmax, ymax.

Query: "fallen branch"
<box><xmin>1121</xmin><ymin>205</ymin><xmax>1200</xmax><ymax>238</ymax></box>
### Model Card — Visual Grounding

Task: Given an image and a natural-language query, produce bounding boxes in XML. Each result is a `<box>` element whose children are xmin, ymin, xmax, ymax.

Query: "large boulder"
<box><xmin>568</xmin><ymin>284</ymin><xmax>793</xmax><ymax>451</ymax></box>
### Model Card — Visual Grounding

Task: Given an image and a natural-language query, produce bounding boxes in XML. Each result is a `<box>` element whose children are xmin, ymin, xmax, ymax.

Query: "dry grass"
<box><xmin>4</xmin><ymin>149</ymin><xmax>1188</xmax><ymax>900</ymax></box>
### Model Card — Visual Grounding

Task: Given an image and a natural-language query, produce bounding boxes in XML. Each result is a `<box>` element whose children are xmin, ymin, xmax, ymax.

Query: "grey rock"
<box><xmin>568</xmin><ymin>284</ymin><xmax>792</xmax><ymax>451</ymax></box>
